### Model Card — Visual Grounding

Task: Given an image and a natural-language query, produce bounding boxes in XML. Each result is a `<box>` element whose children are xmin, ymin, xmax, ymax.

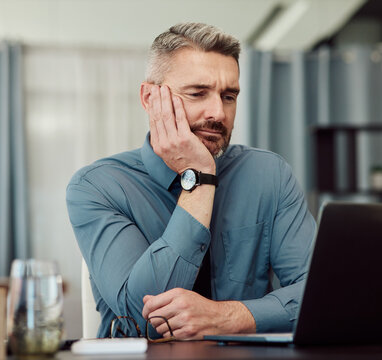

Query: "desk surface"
<box><xmin>10</xmin><ymin>341</ymin><xmax>382</xmax><ymax>360</ymax></box>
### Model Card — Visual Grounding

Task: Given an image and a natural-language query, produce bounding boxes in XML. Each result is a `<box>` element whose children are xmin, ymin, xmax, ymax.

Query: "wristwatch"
<box><xmin>180</xmin><ymin>169</ymin><xmax>218</xmax><ymax>192</ymax></box>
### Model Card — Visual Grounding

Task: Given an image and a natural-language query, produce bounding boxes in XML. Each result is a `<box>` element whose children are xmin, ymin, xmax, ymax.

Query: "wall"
<box><xmin>0</xmin><ymin>0</ymin><xmax>280</xmax><ymax>48</ymax></box>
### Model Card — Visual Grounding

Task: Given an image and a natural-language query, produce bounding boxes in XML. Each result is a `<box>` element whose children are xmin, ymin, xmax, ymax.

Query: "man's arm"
<box><xmin>143</xmin><ymin>85</ymin><xmax>217</xmax><ymax>228</ymax></box>
<box><xmin>141</xmin><ymin>158</ymin><xmax>315</xmax><ymax>339</ymax></box>
<box><xmin>242</xmin><ymin>160</ymin><xmax>316</xmax><ymax>333</ymax></box>
<box><xmin>66</xmin><ymin>178</ymin><xmax>214</xmax><ymax>336</ymax></box>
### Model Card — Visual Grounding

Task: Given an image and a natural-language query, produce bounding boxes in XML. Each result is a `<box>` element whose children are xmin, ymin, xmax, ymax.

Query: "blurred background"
<box><xmin>1</xmin><ymin>0</ymin><xmax>381</xmax><ymax>339</ymax></box>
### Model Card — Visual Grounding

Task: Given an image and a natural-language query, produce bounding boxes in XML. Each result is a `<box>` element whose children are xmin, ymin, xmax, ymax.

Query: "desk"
<box><xmin>9</xmin><ymin>341</ymin><xmax>382</xmax><ymax>360</ymax></box>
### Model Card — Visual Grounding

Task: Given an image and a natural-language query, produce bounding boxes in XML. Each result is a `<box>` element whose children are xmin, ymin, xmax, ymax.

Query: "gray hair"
<box><xmin>145</xmin><ymin>22</ymin><xmax>241</xmax><ymax>84</ymax></box>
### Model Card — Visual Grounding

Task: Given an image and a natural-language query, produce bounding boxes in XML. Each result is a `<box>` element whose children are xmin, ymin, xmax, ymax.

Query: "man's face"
<box><xmin>162</xmin><ymin>48</ymin><xmax>240</xmax><ymax>157</ymax></box>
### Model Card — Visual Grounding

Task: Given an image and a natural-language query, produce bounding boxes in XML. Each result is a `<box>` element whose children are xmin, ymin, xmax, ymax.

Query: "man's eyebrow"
<box><xmin>180</xmin><ymin>84</ymin><xmax>240</xmax><ymax>94</ymax></box>
<box><xmin>180</xmin><ymin>84</ymin><xmax>212</xmax><ymax>91</ymax></box>
<box><xmin>225</xmin><ymin>87</ymin><xmax>240</xmax><ymax>95</ymax></box>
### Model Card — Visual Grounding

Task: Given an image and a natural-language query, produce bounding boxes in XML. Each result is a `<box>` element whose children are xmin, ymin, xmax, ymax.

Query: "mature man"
<box><xmin>66</xmin><ymin>23</ymin><xmax>316</xmax><ymax>340</ymax></box>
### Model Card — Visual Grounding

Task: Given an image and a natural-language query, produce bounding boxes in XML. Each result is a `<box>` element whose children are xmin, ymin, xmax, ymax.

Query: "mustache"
<box><xmin>190</xmin><ymin>121</ymin><xmax>228</xmax><ymax>137</ymax></box>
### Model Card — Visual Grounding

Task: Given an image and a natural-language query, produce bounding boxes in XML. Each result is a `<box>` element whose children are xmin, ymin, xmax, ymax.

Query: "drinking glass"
<box><xmin>7</xmin><ymin>259</ymin><xmax>64</xmax><ymax>357</ymax></box>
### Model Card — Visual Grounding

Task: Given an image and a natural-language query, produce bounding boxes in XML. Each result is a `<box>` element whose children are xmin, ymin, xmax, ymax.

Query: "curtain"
<box><xmin>248</xmin><ymin>45</ymin><xmax>382</xmax><ymax>212</ymax></box>
<box><xmin>23</xmin><ymin>46</ymin><xmax>148</xmax><ymax>337</ymax></box>
<box><xmin>248</xmin><ymin>48</ymin><xmax>316</xmax><ymax>194</ymax></box>
<box><xmin>0</xmin><ymin>42</ymin><xmax>30</xmax><ymax>276</ymax></box>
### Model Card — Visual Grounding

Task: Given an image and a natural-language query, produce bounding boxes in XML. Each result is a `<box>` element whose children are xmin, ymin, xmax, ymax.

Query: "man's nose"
<box><xmin>205</xmin><ymin>95</ymin><xmax>226</xmax><ymax>122</ymax></box>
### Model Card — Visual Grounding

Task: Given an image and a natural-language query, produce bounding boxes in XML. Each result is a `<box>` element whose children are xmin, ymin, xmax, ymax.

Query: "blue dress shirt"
<box><xmin>66</xmin><ymin>133</ymin><xmax>316</xmax><ymax>338</ymax></box>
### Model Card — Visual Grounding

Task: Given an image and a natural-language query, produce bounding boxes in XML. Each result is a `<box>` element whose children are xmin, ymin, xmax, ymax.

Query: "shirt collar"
<box><xmin>141</xmin><ymin>132</ymin><xmax>178</xmax><ymax>190</ymax></box>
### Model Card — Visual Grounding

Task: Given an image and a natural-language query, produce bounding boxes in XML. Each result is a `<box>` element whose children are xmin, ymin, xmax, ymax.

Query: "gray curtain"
<box><xmin>248</xmin><ymin>45</ymin><xmax>382</xmax><ymax>210</ymax></box>
<box><xmin>0</xmin><ymin>41</ymin><xmax>29</xmax><ymax>276</ymax></box>
<box><xmin>248</xmin><ymin>49</ymin><xmax>312</xmax><ymax>193</ymax></box>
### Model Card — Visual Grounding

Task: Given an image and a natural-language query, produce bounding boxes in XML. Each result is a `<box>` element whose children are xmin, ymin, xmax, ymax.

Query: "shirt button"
<box><xmin>200</xmin><ymin>244</ymin><xmax>206</xmax><ymax>252</ymax></box>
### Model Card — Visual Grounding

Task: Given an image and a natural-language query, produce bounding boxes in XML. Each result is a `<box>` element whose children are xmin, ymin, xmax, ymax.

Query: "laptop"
<box><xmin>205</xmin><ymin>202</ymin><xmax>382</xmax><ymax>346</ymax></box>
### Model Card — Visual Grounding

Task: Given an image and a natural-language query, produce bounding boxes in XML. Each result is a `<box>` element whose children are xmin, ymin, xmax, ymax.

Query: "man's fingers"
<box><xmin>143</xmin><ymin>295</ymin><xmax>154</xmax><ymax>304</ymax></box>
<box><xmin>160</xmin><ymin>86</ymin><xmax>178</xmax><ymax>138</ymax></box>
<box><xmin>148</xmin><ymin>93</ymin><xmax>159</xmax><ymax>145</ymax></box>
<box><xmin>143</xmin><ymin>300</ymin><xmax>175</xmax><ymax>321</ymax></box>
<box><xmin>152</xmin><ymin>313</ymin><xmax>205</xmax><ymax>340</ymax></box>
<box><xmin>148</xmin><ymin>85</ymin><xmax>167</xmax><ymax>141</ymax></box>
<box><xmin>152</xmin><ymin>313</ymin><xmax>182</xmax><ymax>335</ymax></box>
<box><xmin>146</xmin><ymin>314</ymin><xmax>175</xmax><ymax>336</ymax></box>
<box><xmin>173</xmin><ymin>95</ymin><xmax>191</xmax><ymax>135</ymax></box>
<box><xmin>150</xmin><ymin>85</ymin><xmax>162</xmax><ymax>117</ymax></box>
<box><xmin>154</xmin><ymin>323</ymin><xmax>173</xmax><ymax>336</ymax></box>
<box><xmin>142</xmin><ymin>290</ymin><xmax>175</xmax><ymax>319</ymax></box>
<box><xmin>145</xmin><ymin>290</ymin><xmax>214</xmax><ymax>340</ymax></box>
<box><xmin>162</xmin><ymin>326</ymin><xmax>202</xmax><ymax>341</ymax></box>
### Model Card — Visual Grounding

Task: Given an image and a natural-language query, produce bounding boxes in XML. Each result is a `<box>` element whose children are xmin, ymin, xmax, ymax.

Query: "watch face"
<box><xmin>181</xmin><ymin>169</ymin><xmax>197</xmax><ymax>191</ymax></box>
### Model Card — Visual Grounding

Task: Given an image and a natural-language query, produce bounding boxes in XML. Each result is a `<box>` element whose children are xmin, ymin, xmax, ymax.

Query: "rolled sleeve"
<box><xmin>242</xmin><ymin>280</ymin><xmax>305</xmax><ymax>332</ymax></box>
<box><xmin>242</xmin><ymin>296</ymin><xmax>291</xmax><ymax>333</ymax></box>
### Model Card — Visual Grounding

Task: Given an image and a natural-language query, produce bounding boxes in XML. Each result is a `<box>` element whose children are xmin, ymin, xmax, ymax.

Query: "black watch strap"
<box><xmin>198</xmin><ymin>172</ymin><xmax>218</xmax><ymax>187</ymax></box>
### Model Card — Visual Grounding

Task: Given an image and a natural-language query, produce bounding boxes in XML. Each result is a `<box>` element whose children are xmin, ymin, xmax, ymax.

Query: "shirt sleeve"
<box><xmin>66</xmin><ymin>173</ymin><xmax>210</xmax><ymax>336</ymax></box>
<box><xmin>242</xmin><ymin>159</ymin><xmax>316</xmax><ymax>333</ymax></box>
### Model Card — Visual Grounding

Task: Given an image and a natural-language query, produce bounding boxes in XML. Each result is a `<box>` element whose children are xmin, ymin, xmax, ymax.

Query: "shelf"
<box><xmin>311</xmin><ymin>124</ymin><xmax>382</xmax><ymax>132</ymax></box>
<box><xmin>311</xmin><ymin>124</ymin><xmax>382</xmax><ymax>194</ymax></box>
<box><xmin>318</xmin><ymin>190</ymin><xmax>382</xmax><ymax>197</ymax></box>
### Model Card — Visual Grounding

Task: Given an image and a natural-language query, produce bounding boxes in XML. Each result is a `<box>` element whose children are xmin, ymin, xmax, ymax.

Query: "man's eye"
<box><xmin>189</xmin><ymin>92</ymin><xmax>205</xmax><ymax>97</ymax></box>
<box><xmin>222</xmin><ymin>95</ymin><xmax>236</xmax><ymax>102</ymax></box>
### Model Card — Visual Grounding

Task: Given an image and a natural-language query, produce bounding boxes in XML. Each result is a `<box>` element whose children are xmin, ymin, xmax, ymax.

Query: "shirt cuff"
<box><xmin>241</xmin><ymin>295</ymin><xmax>294</xmax><ymax>333</ymax></box>
<box><xmin>161</xmin><ymin>205</ymin><xmax>211</xmax><ymax>266</ymax></box>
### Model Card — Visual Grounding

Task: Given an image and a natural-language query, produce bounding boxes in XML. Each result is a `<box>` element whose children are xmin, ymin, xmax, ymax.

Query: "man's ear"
<box><xmin>140</xmin><ymin>82</ymin><xmax>152</xmax><ymax>113</ymax></box>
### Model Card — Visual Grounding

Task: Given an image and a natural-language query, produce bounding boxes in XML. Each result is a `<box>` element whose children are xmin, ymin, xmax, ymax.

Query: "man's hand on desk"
<box><xmin>142</xmin><ymin>288</ymin><xmax>256</xmax><ymax>340</ymax></box>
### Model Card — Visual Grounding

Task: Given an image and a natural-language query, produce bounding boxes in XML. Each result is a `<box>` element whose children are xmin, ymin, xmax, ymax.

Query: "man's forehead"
<box><xmin>164</xmin><ymin>49</ymin><xmax>240</xmax><ymax>89</ymax></box>
<box><xmin>170</xmin><ymin>48</ymin><xmax>238</xmax><ymax>68</ymax></box>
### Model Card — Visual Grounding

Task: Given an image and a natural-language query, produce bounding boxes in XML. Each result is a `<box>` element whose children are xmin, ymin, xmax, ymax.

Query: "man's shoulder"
<box><xmin>68</xmin><ymin>148</ymin><xmax>144</xmax><ymax>186</ymax></box>
<box><xmin>222</xmin><ymin>144</ymin><xmax>285</xmax><ymax>164</ymax></box>
<box><xmin>217</xmin><ymin>144</ymin><xmax>291</xmax><ymax>183</ymax></box>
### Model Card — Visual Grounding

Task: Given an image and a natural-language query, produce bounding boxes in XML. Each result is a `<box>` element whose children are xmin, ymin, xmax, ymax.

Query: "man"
<box><xmin>66</xmin><ymin>23</ymin><xmax>316</xmax><ymax>340</ymax></box>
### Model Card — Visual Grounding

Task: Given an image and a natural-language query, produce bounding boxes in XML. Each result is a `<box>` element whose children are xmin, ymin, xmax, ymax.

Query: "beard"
<box><xmin>190</xmin><ymin>120</ymin><xmax>231</xmax><ymax>158</ymax></box>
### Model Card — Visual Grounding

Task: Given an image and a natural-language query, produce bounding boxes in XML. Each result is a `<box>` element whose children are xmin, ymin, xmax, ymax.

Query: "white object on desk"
<box><xmin>71</xmin><ymin>338</ymin><xmax>148</xmax><ymax>355</ymax></box>
<box><xmin>81</xmin><ymin>258</ymin><xmax>101</xmax><ymax>339</ymax></box>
